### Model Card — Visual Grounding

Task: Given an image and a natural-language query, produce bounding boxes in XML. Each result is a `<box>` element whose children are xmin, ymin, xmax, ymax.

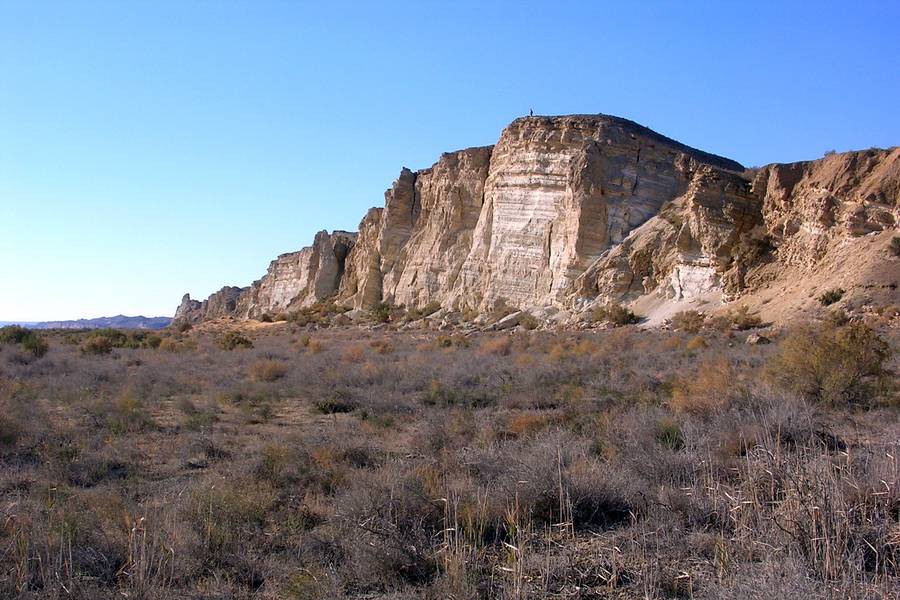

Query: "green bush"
<box><xmin>0</xmin><ymin>326</ymin><xmax>48</xmax><ymax>357</ymax></box>
<box><xmin>818</xmin><ymin>288</ymin><xmax>845</xmax><ymax>306</ymax></box>
<box><xmin>369</xmin><ymin>302</ymin><xmax>393</xmax><ymax>324</ymax></box>
<box><xmin>219</xmin><ymin>330</ymin><xmax>253</xmax><ymax>350</ymax></box>
<box><xmin>22</xmin><ymin>334</ymin><xmax>49</xmax><ymax>358</ymax></box>
<box><xmin>0</xmin><ymin>325</ymin><xmax>32</xmax><ymax>344</ymax></box>
<box><xmin>81</xmin><ymin>334</ymin><xmax>114</xmax><ymax>355</ymax></box>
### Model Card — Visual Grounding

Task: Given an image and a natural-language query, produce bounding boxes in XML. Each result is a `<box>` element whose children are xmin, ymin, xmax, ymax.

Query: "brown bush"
<box><xmin>670</xmin><ymin>310</ymin><xmax>706</xmax><ymax>333</ymax></box>
<box><xmin>249</xmin><ymin>358</ymin><xmax>288</xmax><ymax>382</ymax></box>
<box><xmin>670</xmin><ymin>358</ymin><xmax>741</xmax><ymax>416</ymax></box>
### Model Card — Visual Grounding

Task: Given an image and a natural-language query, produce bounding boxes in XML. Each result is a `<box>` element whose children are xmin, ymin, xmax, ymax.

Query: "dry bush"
<box><xmin>504</xmin><ymin>411</ymin><xmax>554</xmax><ymax>438</ymax></box>
<box><xmin>479</xmin><ymin>335</ymin><xmax>512</xmax><ymax>356</ymax></box>
<box><xmin>707</xmin><ymin>305</ymin><xmax>762</xmax><ymax>332</ymax></box>
<box><xmin>81</xmin><ymin>334</ymin><xmax>114</xmax><ymax>355</ymax></box>
<box><xmin>766</xmin><ymin>322</ymin><xmax>891</xmax><ymax>405</ymax></box>
<box><xmin>592</xmin><ymin>303</ymin><xmax>640</xmax><ymax>325</ymax></box>
<box><xmin>670</xmin><ymin>358</ymin><xmax>741</xmax><ymax>416</ymax></box>
<box><xmin>249</xmin><ymin>359</ymin><xmax>288</xmax><ymax>382</ymax></box>
<box><xmin>670</xmin><ymin>310</ymin><xmax>706</xmax><ymax>333</ymax></box>
<box><xmin>219</xmin><ymin>330</ymin><xmax>253</xmax><ymax>350</ymax></box>
<box><xmin>686</xmin><ymin>335</ymin><xmax>708</xmax><ymax>351</ymax></box>
<box><xmin>369</xmin><ymin>339</ymin><xmax>394</xmax><ymax>354</ymax></box>
<box><xmin>159</xmin><ymin>336</ymin><xmax>196</xmax><ymax>352</ymax></box>
<box><xmin>341</xmin><ymin>344</ymin><xmax>366</xmax><ymax>362</ymax></box>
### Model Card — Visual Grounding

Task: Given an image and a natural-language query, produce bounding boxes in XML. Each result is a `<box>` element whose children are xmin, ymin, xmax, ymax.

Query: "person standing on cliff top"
<box><xmin>529</xmin><ymin>109</ymin><xmax>533</xmax><ymax>116</ymax></box>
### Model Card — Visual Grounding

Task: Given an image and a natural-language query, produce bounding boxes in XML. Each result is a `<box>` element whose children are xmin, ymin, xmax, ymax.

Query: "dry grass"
<box><xmin>0</xmin><ymin>321</ymin><xmax>896</xmax><ymax>598</ymax></box>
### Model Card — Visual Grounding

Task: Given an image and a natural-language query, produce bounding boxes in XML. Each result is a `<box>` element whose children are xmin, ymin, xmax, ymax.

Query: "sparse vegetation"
<box><xmin>766</xmin><ymin>321</ymin><xmax>892</xmax><ymax>406</ymax></box>
<box><xmin>670</xmin><ymin>309</ymin><xmax>706</xmax><ymax>332</ymax></box>
<box><xmin>891</xmin><ymin>235</ymin><xmax>900</xmax><ymax>256</ymax></box>
<box><xmin>219</xmin><ymin>329</ymin><xmax>253</xmax><ymax>350</ymax></box>
<box><xmin>0</xmin><ymin>325</ymin><xmax>49</xmax><ymax>357</ymax></box>
<box><xmin>0</xmin><ymin>323</ymin><xmax>896</xmax><ymax>598</ymax></box>
<box><xmin>591</xmin><ymin>302</ymin><xmax>640</xmax><ymax>325</ymax></box>
<box><xmin>818</xmin><ymin>287</ymin><xmax>845</xmax><ymax>306</ymax></box>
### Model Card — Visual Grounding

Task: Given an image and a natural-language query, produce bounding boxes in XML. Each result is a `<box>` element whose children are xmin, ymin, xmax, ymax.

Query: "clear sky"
<box><xmin>1</xmin><ymin>1</ymin><xmax>898</xmax><ymax>321</ymax></box>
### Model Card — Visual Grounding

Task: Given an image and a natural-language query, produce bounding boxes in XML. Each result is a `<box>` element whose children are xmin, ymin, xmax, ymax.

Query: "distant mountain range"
<box><xmin>0</xmin><ymin>315</ymin><xmax>172</xmax><ymax>330</ymax></box>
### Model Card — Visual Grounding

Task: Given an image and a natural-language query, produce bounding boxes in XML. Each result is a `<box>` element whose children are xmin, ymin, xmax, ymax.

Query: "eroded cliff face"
<box><xmin>572</xmin><ymin>147</ymin><xmax>900</xmax><ymax>313</ymax></box>
<box><xmin>176</xmin><ymin>231</ymin><xmax>355</xmax><ymax>322</ymax></box>
<box><xmin>174</xmin><ymin>113</ymin><xmax>898</xmax><ymax>325</ymax></box>
<box><xmin>335</xmin><ymin>115</ymin><xmax>744</xmax><ymax>312</ymax></box>
<box><xmin>238</xmin><ymin>230</ymin><xmax>356</xmax><ymax>319</ymax></box>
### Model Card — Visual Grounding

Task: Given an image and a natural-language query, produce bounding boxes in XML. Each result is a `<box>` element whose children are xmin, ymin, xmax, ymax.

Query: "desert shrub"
<box><xmin>249</xmin><ymin>359</ymin><xmax>288</xmax><ymax>382</ymax></box>
<box><xmin>818</xmin><ymin>288</ymin><xmax>845</xmax><ymax>306</ymax></box>
<box><xmin>189</xmin><ymin>479</ymin><xmax>275</xmax><ymax>562</ymax></box>
<box><xmin>890</xmin><ymin>235</ymin><xmax>900</xmax><ymax>256</ymax></box>
<box><xmin>519</xmin><ymin>314</ymin><xmax>540</xmax><ymax>330</ymax></box>
<box><xmin>731</xmin><ymin>305</ymin><xmax>762</xmax><ymax>329</ymax></box>
<box><xmin>22</xmin><ymin>334</ymin><xmax>49</xmax><ymax>358</ymax></box>
<box><xmin>406</xmin><ymin>301</ymin><xmax>442</xmax><ymax>321</ymax></box>
<box><xmin>670</xmin><ymin>310</ymin><xmax>706</xmax><ymax>333</ymax></box>
<box><xmin>479</xmin><ymin>335</ymin><xmax>512</xmax><ymax>356</ymax></box>
<box><xmin>175</xmin><ymin>320</ymin><xmax>193</xmax><ymax>332</ymax></box>
<box><xmin>220</xmin><ymin>330</ymin><xmax>253</xmax><ymax>350</ymax></box>
<box><xmin>0</xmin><ymin>326</ymin><xmax>49</xmax><ymax>358</ymax></box>
<box><xmin>369</xmin><ymin>339</ymin><xmax>394</xmax><ymax>354</ymax></box>
<box><xmin>592</xmin><ymin>303</ymin><xmax>640</xmax><ymax>326</ymax></box>
<box><xmin>81</xmin><ymin>334</ymin><xmax>114</xmax><ymax>355</ymax></box>
<box><xmin>0</xmin><ymin>325</ymin><xmax>32</xmax><ymax>344</ymax></box>
<box><xmin>766</xmin><ymin>322</ymin><xmax>891</xmax><ymax>405</ymax></box>
<box><xmin>685</xmin><ymin>335</ymin><xmax>708</xmax><ymax>351</ymax></box>
<box><xmin>313</xmin><ymin>393</ymin><xmax>358</xmax><ymax>414</ymax></box>
<box><xmin>654</xmin><ymin>416</ymin><xmax>684</xmax><ymax>451</ymax></box>
<box><xmin>259</xmin><ymin>313</ymin><xmax>274</xmax><ymax>323</ymax></box>
<box><xmin>712</xmin><ymin>305</ymin><xmax>762</xmax><ymax>331</ymax></box>
<box><xmin>369</xmin><ymin>302</ymin><xmax>394</xmax><ymax>324</ymax></box>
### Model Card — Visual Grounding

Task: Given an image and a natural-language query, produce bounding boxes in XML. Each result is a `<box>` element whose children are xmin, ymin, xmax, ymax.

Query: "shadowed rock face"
<box><xmin>175</xmin><ymin>114</ymin><xmax>898</xmax><ymax>324</ymax></box>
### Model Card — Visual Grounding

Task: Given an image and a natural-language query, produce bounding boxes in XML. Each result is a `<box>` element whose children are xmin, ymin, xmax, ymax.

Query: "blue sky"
<box><xmin>1</xmin><ymin>1</ymin><xmax>898</xmax><ymax>321</ymax></box>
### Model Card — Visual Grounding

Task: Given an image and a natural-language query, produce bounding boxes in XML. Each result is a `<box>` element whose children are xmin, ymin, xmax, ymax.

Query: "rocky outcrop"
<box><xmin>573</xmin><ymin>147</ymin><xmax>899</xmax><ymax>311</ymax></box>
<box><xmin>175</xmin><ymin>286</ymin><xmax>246</xmax><ymax>323</ymax></box>
<box><xmin>573</xmin><ymin>162</ymin><xmax>763</xmax><ymax>305</ymax></box>
<box><xmin>174</xmin><ymin>113</ymin><xmax>897</xmax><ymax>325</ymax></box>
<box><xmin>238</xmin><ymin>230</ymin><xmax>356</xmax><ymax>319</ymax></box>
<box><xmin>175</xmin><ymin>231</ymin><xmax>355</xmax><ymax>322</ymax></box>
<box><xmin>752</xmin><ymin>148</ymin><xmax>900</xmax><ymax>267</ymax></box>
<box><xmin>337</xmin><ymin>115</ymin><xmax>744</xmax><ymax>312</ymax></box>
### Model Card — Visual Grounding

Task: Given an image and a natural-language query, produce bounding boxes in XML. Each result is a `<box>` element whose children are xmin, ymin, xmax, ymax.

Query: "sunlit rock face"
<box><xmin>752</xmin><ymin>147</ymin><xmax>900</xmax><ymax>267</ymax></box>
<box><xmin>448</xmin><ymin>115</ymin><xmax>743</xmax><ymax>310</ymax></box>
<box><xmin>239</xmin><ymin>230</ymin><xmax>356</xmax><ymax>318</ymax></box>
<box><xmin>338</xmin><ymin>114</ymin><xmax>743</xmax><ymax>311</ymax></box>
<box><xmin>175</xmin><ymin>114</ymin><xmax>898</xmax><ymax>324</ymax></box>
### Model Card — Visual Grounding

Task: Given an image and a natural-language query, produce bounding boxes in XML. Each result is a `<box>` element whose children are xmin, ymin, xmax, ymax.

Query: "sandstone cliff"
<box><xmin>174</xmin><ymin>114</ymin><xmax>898</xmax><ymax>326</ymax></box>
